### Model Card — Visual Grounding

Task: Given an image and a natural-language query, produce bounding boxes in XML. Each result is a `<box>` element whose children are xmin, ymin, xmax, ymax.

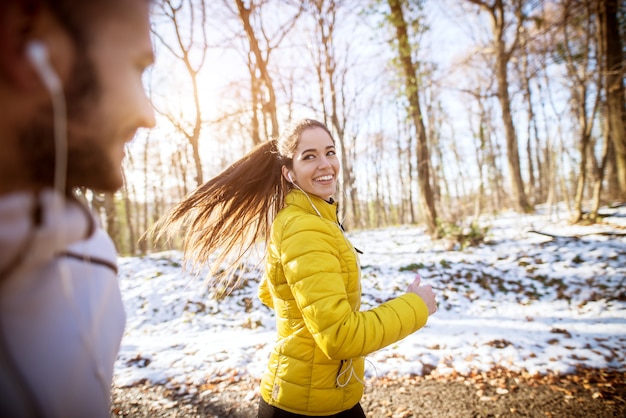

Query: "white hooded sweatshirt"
<box><xmin>0</xmin><ymin>190</ymin><xmax>125</xmax><ymax>417</ymax></box>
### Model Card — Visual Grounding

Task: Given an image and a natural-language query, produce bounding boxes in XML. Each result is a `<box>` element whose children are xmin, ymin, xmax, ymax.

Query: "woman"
<box><xmin>154</xmin><ymin>119</ymin><xmax>437</xmax><ymax>417</ymax></box>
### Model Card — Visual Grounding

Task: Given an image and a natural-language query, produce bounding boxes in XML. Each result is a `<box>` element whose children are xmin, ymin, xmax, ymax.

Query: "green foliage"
<box><xmin>436</xmin><ymin>219</ymin><xmax>490</xmax><ymax>250</ymax></box>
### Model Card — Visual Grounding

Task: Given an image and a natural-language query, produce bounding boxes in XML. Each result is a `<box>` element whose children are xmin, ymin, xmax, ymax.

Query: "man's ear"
<box><xmin>0</xmin><ymin>2</ymin><xmax>37</xmax><ymax>90</ymax></box>
<box><xmin>0</xmin><ymin>2</ymin><xmax>64</xmax><ymax>92</ymax></box>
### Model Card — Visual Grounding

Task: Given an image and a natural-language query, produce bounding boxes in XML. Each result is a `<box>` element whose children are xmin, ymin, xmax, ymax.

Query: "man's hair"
<box><xmin>0</xmin><ymin>1</ymin><xmax>152</xmax><ymax>48</ymax></box>
<box><xmin>45</xmin><ymin>0</ymin><xmax>131</xmax><ymax>47</ymax></box>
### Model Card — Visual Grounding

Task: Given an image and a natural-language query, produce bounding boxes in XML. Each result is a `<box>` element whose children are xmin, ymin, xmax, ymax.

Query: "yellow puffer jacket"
<box><xmin>258</xmin><ymin>190</ymin><xmax>430</xmax><ymax>415</ymax></box>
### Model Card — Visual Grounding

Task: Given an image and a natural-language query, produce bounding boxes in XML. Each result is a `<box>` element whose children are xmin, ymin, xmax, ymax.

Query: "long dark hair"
<box><xmin>151</xmin><ymin>119</ymin><xmax>333</xmax><ymax>292</ymax></box>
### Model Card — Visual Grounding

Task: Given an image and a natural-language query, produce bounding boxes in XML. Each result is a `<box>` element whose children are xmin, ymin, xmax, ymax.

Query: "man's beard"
<box><xmin>19</xmin><ymin>48</ymin><xmax>102</xmax><ymax>191</ymax></box>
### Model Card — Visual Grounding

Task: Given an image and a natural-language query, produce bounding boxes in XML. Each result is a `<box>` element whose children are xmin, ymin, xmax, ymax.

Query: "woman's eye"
<box><xmin>327</xmin><ymin>150</ymin><xmax>336</xmax><ymax>156</ymax></box>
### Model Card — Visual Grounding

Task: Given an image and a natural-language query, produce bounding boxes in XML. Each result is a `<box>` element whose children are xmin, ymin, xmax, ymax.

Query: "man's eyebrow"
<box><xmin>300</xmin><ymin>145</ymin><xmax>335</xmax><ymax>154</ymax></box>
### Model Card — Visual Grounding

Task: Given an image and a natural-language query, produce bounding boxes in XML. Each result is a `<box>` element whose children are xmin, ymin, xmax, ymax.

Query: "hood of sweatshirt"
<box><xmin>0</xmin><ymin>189</ymin><xmax>124</xmax><ymax>417</ymax></box>
<box><xmin>0</xmin><ymin>190</ymin><xmax>95</xmax><ymax>280</ymax></box>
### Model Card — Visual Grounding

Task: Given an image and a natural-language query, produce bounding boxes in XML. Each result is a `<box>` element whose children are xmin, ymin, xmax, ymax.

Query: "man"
<box><xmin>0</xmin><ymin>0</ymin><xmax>155</xmax><ymax>416</ymax></box>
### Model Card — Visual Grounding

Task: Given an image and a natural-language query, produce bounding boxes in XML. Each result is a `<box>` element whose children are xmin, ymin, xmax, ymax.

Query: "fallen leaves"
<box><xmin>551</xmin><ymin>327</ymin><xmax>573</xmax><ymax>338</ymax></box>
<box><xmin>125</xmin><ymin>354</ymin><xmax>152</xmax><ymax>368</ymax></box>
<box><xmin>371</xmin><ymin>364</ymin><xmax>626</xmax><ymax>407</ymax></box>
<box><xmin>486</xmin><ymin>339</ymin><xmax>513</xmax><ymax>349</ymax></box>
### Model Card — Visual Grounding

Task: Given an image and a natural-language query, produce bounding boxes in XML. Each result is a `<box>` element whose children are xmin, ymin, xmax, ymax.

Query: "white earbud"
<box><xmin>25</xmin><ymin>40</ymin><xmax>68</xmax><ymax>196</ymax></box>
<box><xmin>26</xmin><ymin>41</ymin><xmax>62</xmax><ymax>95</ymax></box>
<box><xmin>288</xmin><ymin>172</ymin><xmax>295</xmax><ymax>183</ymax></box>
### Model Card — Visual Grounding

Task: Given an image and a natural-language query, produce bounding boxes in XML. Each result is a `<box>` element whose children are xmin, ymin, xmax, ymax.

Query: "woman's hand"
<box><xmin>406</xmin><ymin>275</ymin><xmax>437</xmax><ymax>315</ymax></box>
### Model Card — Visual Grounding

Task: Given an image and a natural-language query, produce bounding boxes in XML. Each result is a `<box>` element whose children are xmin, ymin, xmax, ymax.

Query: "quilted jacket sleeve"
<box><xmin>281</xmin><ymin>215</ymin><xmax>430</xmax><ymax>360</ymax></box>
<box><xmin>258</xmin><ymin>276</ymin><xmax>274</xmax><ymax>309</ymax></box>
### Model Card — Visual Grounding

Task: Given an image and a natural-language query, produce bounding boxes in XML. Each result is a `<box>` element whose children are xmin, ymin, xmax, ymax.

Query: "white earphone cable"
<box><xmin>25</xmin><ymin>41</ymin><xmax>67</xmax><ymax>196</ymax></box>
<box><xmin>26</xmin><ymin>41</ymin><xmax>109</xmax><ymax>407</ymax></box>
<box><xmin>289</xmin><ymin>180</ymin><xmax>323</xmax><ymax>218</ymax></box>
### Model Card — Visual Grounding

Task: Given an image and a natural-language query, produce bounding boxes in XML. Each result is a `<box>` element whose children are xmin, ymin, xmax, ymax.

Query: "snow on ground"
<box><xmin>113</xmin><ymin>206</ymin><xmax>626</xmax><ymax>390</ymax></box>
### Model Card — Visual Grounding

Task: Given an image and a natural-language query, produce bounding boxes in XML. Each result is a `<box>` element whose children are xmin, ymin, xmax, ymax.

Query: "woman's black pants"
<box><xmin>258</xmin><ymin>397</ymin><xmax>366</xmax><ymax>418</ymax></box>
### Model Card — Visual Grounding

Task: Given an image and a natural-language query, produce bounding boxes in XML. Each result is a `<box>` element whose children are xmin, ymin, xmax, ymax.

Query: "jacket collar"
<box><xmin>285</xmin><ymin>189</ymin><xmax>338</xmax><ymax>222</ymax></box>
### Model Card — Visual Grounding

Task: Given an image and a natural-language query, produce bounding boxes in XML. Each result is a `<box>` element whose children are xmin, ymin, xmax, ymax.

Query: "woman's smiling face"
<box><xmin>286</xmin><ymin>126</ymin><xmax>339</xmax><ymax>200</ymax></box>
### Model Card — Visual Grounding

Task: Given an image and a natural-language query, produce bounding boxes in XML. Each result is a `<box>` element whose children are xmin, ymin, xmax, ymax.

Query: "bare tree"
<box><xmin>536</xmin><ymin>33</ymin><xmax>572</xmax><ymax>216</ymax></box>
<box><xmin>120</xmin><ymin>168</ymin><xmax>137</xmax><ymax>255</ymax></box>
<box><xmin>306</xmin><ymin>0</ymin><xmax>363</xmax><ymax>227</ymax></box>
<box><xmin>397</xmin><ymin>106</ymin><xmax>414</xmax><ymax>224</ymax></box>
<box><xmin>514</xmin><ymin>21</ymin><xmax>544</xmax><ymax>206</ymax></box>
<box><xmin>386</xmin><ymin>0</ymin><xmax>438</xmax><ymax>236</ymax></box>
<box><xmin>465</xmin><ymin>86</ymin><xmax>499</xmax><ymax>218</ymax></box>
<box><xmin>232</xmin><ymin>0</ymin><xmax>304</xmax><ymax>143</ymax></box>
<box><xmin>105</xmin><ymin>0</ymin><xmax>625</xmax><ymax>251</ymax></box>
<box><xmin>465</xmin><ymin>0</ymin><xmax>531</xmax><ymax>213</ymax></box>
<box><xmin>555</xmin><ymin>0</ymin><xmax>602</xmax><ymax>222</ymax></box>
<box><xmin>151</xmin><ymin>0</ymin><xmax>209</xmax><ymax>187</ymax></box>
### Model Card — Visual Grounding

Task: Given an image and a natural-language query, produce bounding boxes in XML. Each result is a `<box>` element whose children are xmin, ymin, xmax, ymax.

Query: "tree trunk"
<box><xmin>387</xmin><ymin>0</ymin><xmax>438</xmax><ymax>236</ymax></box>
<box><xmin>374</xmin><ymin>134</ymin><xmax>384</xmax><ymax>228</ymax></box>
<box><xmin>563</xmin><ymin>0</ymin><xmax>601</xmax><ymax>223</ymax></box>
<box><xmin>492</xmin><ymin>4</ymin><xmax>530</xmax><ymax>212</ymax></box>
<box><xmin>103</xmin><ymin>193</ymin><xmax>119</xmax><ymax>252</ymax></box>
<box><xmin>471</xmin><ymin>99</ymin><xmax>488</xmax><ymax>219</ymax></box>
<box><xmin>486</xmin><ymin>119</ymin><xmax>504</xmax><ymax>214</ymax></box>
<box><xmin>572</xmin><ymin>101</ymin><xmax>591</xmax><ymax>223</ymax></box>
<box><xmin>466</xmin><ymin>0</ymin><xmax>530</xmax><ymax>212</ymax></box>
<box><xmin>235</xmin><ymin>0</ymin><xmax>279</xmax><ymax>140</ymax></box>
<box><xmin>400</xmin><ymin>108</ymin><xmax>415</xmax><ymax>224</ymax></box>
<box><xmin>590</xmin><ymin>120</ymin><xmax>611</xmax><ymax>221</ymax></box>
<box><xmin>309</xmin><ymin>0</ymin><xmax>359</xmax><ymax>228</ymax></box>
<box><xmin>520</xmin><ymin>46</ymin><xmax>539</xmax><ymax>205</ymax></box>
<box><xmin>248</xmin><ymin>56</ymin><xmax>262</xmax><ymax>145</ymax></box>
<box><xmin>122</xmin><ymin>171</ymin><xmax>136</xmax><ymax>256</ymax></box>
<box><xmin>152</xmin><ymin>0</ymin><xmax>208</xmax><ymax>187</ymax></box>
<box><xmin>598</xmin><ymin>0</ymin><xmax>626</xmax><ymax>200</ymax></box>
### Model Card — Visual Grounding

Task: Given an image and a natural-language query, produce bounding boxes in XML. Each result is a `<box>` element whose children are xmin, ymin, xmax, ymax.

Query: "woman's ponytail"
<box><xmin>151</xmin><ymin>118</ymin><xmax>331</xmax><ymax>295</ymax></box>
<box><xmin>150</xmin><ymin>139</ymin><xmax>286</xmax><ymax>293</ymax></box>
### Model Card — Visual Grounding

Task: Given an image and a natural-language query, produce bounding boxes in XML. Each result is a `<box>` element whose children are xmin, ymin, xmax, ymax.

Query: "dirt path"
<box><xmin>111</xmin><ymin>368</ymin><xmax>625</xmax><ymax>417</ymax></box>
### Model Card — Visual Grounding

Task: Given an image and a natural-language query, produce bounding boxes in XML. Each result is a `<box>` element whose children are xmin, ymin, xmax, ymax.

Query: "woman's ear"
<box><xmin>281</xmin><ymin>166</ymin><xmax>294</xmax><ymax>184</ymax></box>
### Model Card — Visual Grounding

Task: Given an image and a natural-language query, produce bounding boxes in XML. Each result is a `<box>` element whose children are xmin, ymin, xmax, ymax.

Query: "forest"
<box><xmin>87</xmin><ymin>0</ymin><xmax>626</xmax><ymax>256</ymax></box>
